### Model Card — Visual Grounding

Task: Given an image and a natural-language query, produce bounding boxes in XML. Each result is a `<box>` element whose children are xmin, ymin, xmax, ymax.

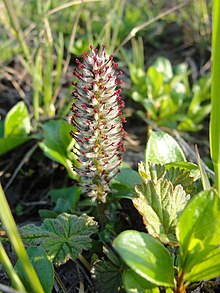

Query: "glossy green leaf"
<box><xmin>20</xmin><ymin>213</ymin><xmax>98</xmax><ymax>266</ymax></box>
<box><xmin>123</xmin><ymin>269</ymin><xmax>159</xmax><ymax>293</ymax></box>
<box><xmin>147</xmin><ymin>67</ymin><xmax>164</xmax><ymax>97</ymax></box>
<box><xmin>177</xmin><ymin>189</ymin><xmax>220</xmax><ymax>282</ymax></box>
<box><xmin>0</xmin><ymin>101</ymin><xmax>31</xmax><ymax>155</ymax></box>
<box><xmin>38</xmin><ymin>119</ymin><xmax>78</xmax><ymax>179</ymax></box>
<box><xmin>145</xmin><ymin>131</ymin><xmax>186</xmax><ymax>165</ymax></box>
<box><xmin>153</xmin><ymin>57</ymin><xmax>173</xmax><ymax>81</ymax></box>
<box><xmin>134</xmin><ymin>178</ymin><xmax>189</xmax><ymax>244</ymax></box>
<box><xmin>4</xmin><ymin>101</ymin><xmax>31</xmax><ymax>137</ymax></box>
<box><xmin>15</xmin><ymin>246</ymin><xmax>54</xmax><ymax>293</ymax></box>
<box><xmin>113</xmin><ymin>230</ymin><xmax>174</xmax><ymax>287</ymax></box>
<box><xmin>0</xmin><ymin>136</ymin><xmax>31</xmax><ymax>156</ymax></box>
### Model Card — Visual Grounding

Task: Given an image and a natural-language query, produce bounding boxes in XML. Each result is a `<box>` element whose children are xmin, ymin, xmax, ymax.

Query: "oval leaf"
<box><xmin>113</xmin><ymin>230</ymin><xmax>174</xmax><ymax>287</ymax></box>
<box><xmin>4</xmin><ymin>101</ymin><xmax>31</xmax><ymax>137</ymax></box>
<box><xmin>123</xmin><ymin>269</ymin><xmax>159</xmax><ymax>293</ymax></box>
<box><xmin>38</xmin><ymin>119</ymin><xmax>78</xmax><ymax>179</ymax></box>
<box><xmin>177</xmin><ymin>189</ymin><xmax>220</xmax><ymax>282</ymax></box>
<box><xmin>15</xmin><ymin>246</ymin><xmax>54</xmax><ymax>293</ymax></box>
<box><xmin>145</xmin><ymin>131</ymin><xmax>186</xmax><ymax>164</ymax></box>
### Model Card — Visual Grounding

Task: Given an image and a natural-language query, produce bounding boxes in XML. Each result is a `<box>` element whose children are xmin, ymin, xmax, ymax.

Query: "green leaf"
<box><xmin>165</xmin><ymin>162</ymin><xmax>200</xmax><ymax>181</ymax></box>
<box><xmin>195</xmin><ymin>147</ymin><xmax>210</xmax><ymax>190</ymax></box>
<box><xmin>111</xmin><ymin>168</ymin><xmax>143</xmax><ymax>199</ymax></box>
<box><xmin>123</xmin><ymin>269</ymin><xmax>159</xmax><ymax>293</ymax></box>
<box><xmin>91</xmin><ymin>248</ymin><xmax>123</xmax><ymax>293</ymax></box>
<box><xmin>138</xmin><ymin>162</ymin><xmax>166</xmax><ymax>182</ymax></box>
<box><xmin>49</xmin><ymin>186</ymin><xmax>81</xmax><ymax>213</ymax></box>
<box><xmin>4</xmin><ymin>101</ymin><xmax>31</xmax><ymax>137</ymax></box>
<box><xmin>134</xmin><ymin>178</ymin><xmax>189</xmax><ymax>244</ymax></box>
<box><xmin>20</xmin><ymin>213</ymin><xmax>98</xmax><ymax>266</ymax></box>
<box><xmin>15</xmin><ymin>246</ymin><xmax>54</xmax><ymax>293</ymax></box>
<box><xmin>177</xmin><ymin>189</ymin><xmax>220</xmax><ymax>282</ymax></box>
<box><xmin>164</xmin><ymin>167</ymin><xmax>195</xmax><ymax>194</ymax></box>
<box><xmin>0</xmin><ymin>136</ymin><xmax>31</xmax><ymax>156</ymax></box>
<box><xmin>147</xmin><ymin>67</ymin><xmax>164</xmax><ymax>97</ymax></box>
<box><xmin>0</xmin><ymin>120</ymin><xmax>4</xmax><ymax>137</ymax></box>
<box><xmin>38</xmin><ymin>119</ymin><xmax>78</xmax><ymax>179</ymax></box>
<box><xmin>145</xmin><ymin>131</ymin><xmax>186</xmax><ymax>165</ymax></box>
<box><xmin>153</xmin><ymin>57</ymin><xmax>173</xmax><ymax>81</ymax></box>
<box><xmin>114</xmin><ymin>168</ymin><xmax>142</xmax><ymax>187</ymax></box>
<box><xmin>113</xmin><ymin>230</ymin><xmax>174</xmax><ymax>287</ymax></box>
<box><xmin>0</xmin><ymin>101</ymin><xmax>31</xmax><ymax>156</ymax></box>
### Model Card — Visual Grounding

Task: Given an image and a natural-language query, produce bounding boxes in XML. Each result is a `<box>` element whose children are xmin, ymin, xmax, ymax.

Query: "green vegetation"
<box><xmin>0</xmin><ymin>0</ymin><xmax>219</xmax><ymax>292</ymax></box>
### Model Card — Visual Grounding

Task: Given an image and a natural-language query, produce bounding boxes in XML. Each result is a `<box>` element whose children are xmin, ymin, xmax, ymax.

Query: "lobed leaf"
<box><xmin>20</xmin><ymin>213</ymin><xmax>98</xmax><ymax>266</ymax></box>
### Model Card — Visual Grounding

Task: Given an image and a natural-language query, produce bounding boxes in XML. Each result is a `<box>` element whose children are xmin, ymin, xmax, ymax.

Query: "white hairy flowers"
<box><xmin>70</xmin><ymin>45</ymin><xmax>126</xmax><ymax>202</ymax></box>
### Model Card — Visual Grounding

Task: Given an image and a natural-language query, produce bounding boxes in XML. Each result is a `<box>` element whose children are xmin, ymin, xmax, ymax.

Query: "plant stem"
<box><xmin>78</xmin><ymin>254</ymin><xmax>91</xmax><ymax>271</ymax></box>
<box><xmin>175</xmin><ymin>271</ymin><xmax>186</xmax><ymax>293</ymax></box>
<box><xmin>210</xmin><ymin>0</ymin><xmax>220</xmax><ymax>193</ymax></box>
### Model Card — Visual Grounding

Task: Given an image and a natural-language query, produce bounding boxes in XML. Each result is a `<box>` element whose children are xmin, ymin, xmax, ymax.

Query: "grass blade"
<box><xmin>0</xmin><ymin>242</ymin><xmax>26</xmax><ymax>292</ymax></box>
<box><xmin>0</xmin><ymin>183</ymin><xmax>44</xmax><ymax>293</ymax></box>
<box><xmin>210</xmin><ymin>0</ymin><xmax>220</xmax><ymax>193</ymax></box>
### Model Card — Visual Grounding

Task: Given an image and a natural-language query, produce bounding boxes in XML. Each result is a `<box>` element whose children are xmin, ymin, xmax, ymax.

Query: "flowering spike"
<box><xmin>70</xmin><ymin>45</ymin><xmax>126</xmax><ymax>202</ymax></box>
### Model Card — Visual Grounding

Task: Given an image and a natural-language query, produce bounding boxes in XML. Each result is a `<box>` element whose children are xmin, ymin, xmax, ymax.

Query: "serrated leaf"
<box><xmin>138</xmin><ymin>162</ymin><xmax>166</xmax><ymax>182</ymax></box>
<box><xmin>145</xmin><ymin>131</ymin><xmax>186</xmax><ymax>165</ymax></box>
<box><xmin>123</xmin><ymin>269</ymin><xmax>159</xmax><ymax>293</ymax></box>
<box><xmin>165</xmin><ymin>162</ymin><xmax>200</xmax><ymax>181</ymax></box>
<box><xmin>15</xmin><ymin>246</ymin><xmax>54</xmax><ymax>293</ymax></box>
<box><xmin>133</xmin><ymin>179</ymin><xmax>189</xmax><ymax>244</ymax></box>
<box><xmin>177</xmin><ymin>189</ymin><xmax>220</xmax><ymax>282</ymax></box>
<box><xmin>91</xmin><ymin>256</ymin><xmax>123</xmax><ymax>293</ymax></box>
<box><xmin>4</xmin><ymin>101</ymin><xmax>31</xmax><ymax>137</ymax></box>
<box><xmin>38</xmin><ymin>119</ymin><xmax>78</xmax><ymax>179</ymax></box>
<box><xmin>20</xmin><ymin>213</ymin><xmax>98</xmax><ymax>266</ymax></box>
<box><xmin>164</xmin><ymin>167</ymin><xmax>195</xmax><ymax>194</ymax></box>
<box><xmin>113</xmin><ymin>230</ymin><xmax>174</xmax><ymax>287</ymax></box>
